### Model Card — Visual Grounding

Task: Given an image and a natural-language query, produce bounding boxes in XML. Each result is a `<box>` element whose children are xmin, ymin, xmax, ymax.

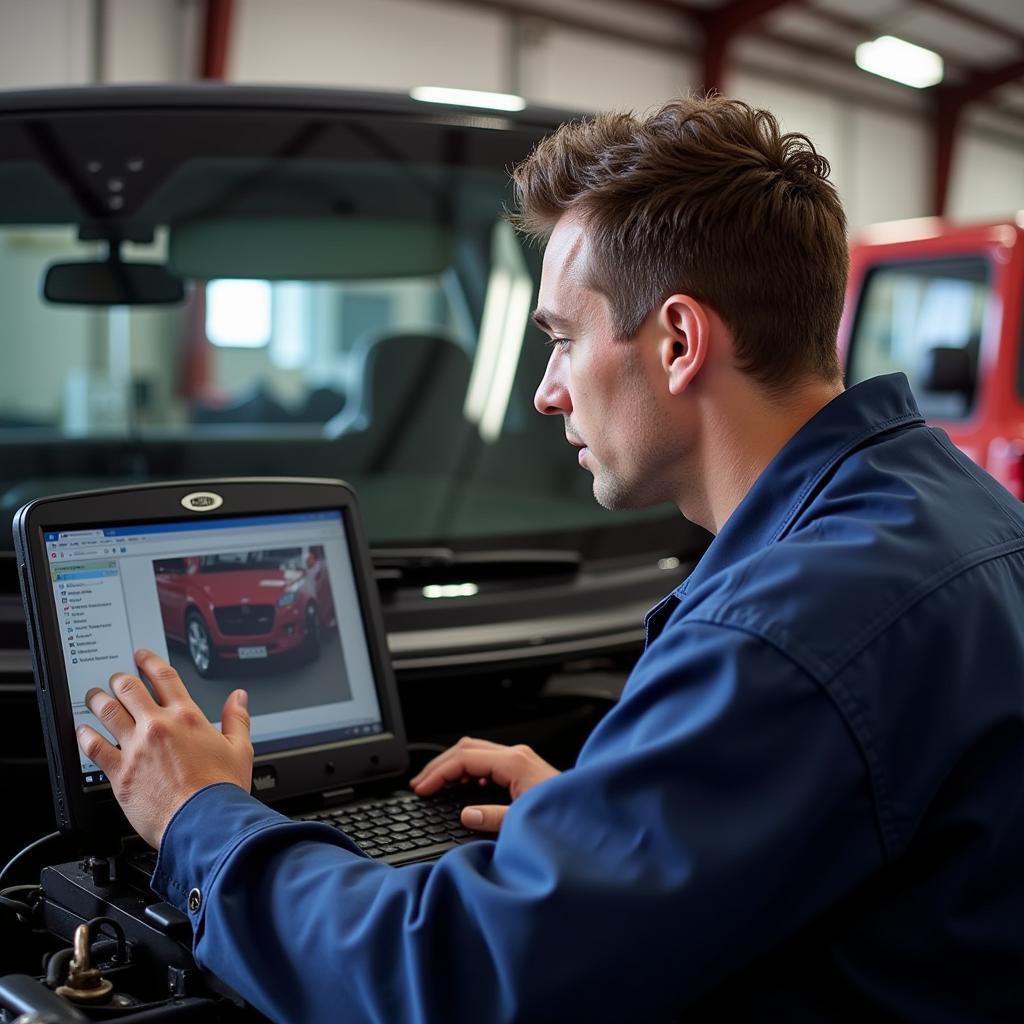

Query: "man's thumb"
<box><xmin>461</xmin><ymin>804</ymin><xmax>507</xmax><ymax>833</ymax></box>
<box><xmin>222</xmin><ymin>689</ymin><xmax>250</xmax><ymax>741</ymax></box>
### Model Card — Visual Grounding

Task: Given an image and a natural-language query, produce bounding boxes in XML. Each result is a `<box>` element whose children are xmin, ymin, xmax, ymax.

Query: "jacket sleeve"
<box><xmin>151</xmin><ymin>619</ymin><xmax>883</xmax><ymax>1024</ymax></box>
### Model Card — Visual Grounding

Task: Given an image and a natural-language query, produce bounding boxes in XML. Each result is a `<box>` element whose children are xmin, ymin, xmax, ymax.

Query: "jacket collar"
<box><xmin>677</xmin><ymin>373</ymin><xmax>924</xmax><ymax>598</ymax></box>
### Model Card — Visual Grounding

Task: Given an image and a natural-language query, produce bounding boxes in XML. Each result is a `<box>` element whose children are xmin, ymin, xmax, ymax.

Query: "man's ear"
<box><xmin>658</xmin><ymin>295</ymin><xmax>709</xmax><ymax>396</ymax></box>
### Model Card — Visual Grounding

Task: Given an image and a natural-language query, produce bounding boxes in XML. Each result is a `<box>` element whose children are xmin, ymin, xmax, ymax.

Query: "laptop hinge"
<box><xmin>321</xmin><ymin>787</ymin><xmax>356</xmax><ymax>805</ymax></box>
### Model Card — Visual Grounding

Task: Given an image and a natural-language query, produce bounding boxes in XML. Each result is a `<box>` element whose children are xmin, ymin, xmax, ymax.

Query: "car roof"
<box><xmin>850</xmin><ymin>216</ymin><xmax>1024</xmax><ymax>251</ymax></box>
<box><xmin>0</xmin><ymin>82</ymin><xmax>576</xmax><ymax>132</ymax></box>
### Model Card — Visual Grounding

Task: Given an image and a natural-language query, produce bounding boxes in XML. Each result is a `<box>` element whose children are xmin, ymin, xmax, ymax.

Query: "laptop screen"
<box><xmin>43</xmin><ymin>509</ymin><xmax>385</xmax><ymax>788</ymax></box>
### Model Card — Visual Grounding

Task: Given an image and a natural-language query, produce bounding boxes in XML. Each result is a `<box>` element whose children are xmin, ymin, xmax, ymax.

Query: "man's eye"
<box><xmin>545</xmin><ymin>337</ymin><xmax>571</xmax><ymax>351</ymax></box>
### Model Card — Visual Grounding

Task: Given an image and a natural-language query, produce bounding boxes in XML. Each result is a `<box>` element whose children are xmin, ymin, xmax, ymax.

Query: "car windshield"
<box><xmin>199</xmin><ymin>550</ymin><xmax>304</xmax><ymax>572</ymax></box>
<box><xmin>0</xmin><ymin>91</ymin><xmax>703</xmax><ymax>562</ymax></box>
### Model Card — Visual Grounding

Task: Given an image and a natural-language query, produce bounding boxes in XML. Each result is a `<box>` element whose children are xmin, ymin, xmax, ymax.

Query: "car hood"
<box><xmin>193</xmin><ymin>567</ymin><xmax>303</xmax><ymax>604</ymax></box>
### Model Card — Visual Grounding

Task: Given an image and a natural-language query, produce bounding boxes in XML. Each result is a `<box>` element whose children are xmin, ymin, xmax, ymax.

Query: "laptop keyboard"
<box><xmin>122</xmin><ymin>789</ymin><xmax>496</xmax><ymax>881</ymax></box>
<box><xmin>298</xmin><ymin>788</ymin><xmax>494</xmax><ymax>865</ymax></box>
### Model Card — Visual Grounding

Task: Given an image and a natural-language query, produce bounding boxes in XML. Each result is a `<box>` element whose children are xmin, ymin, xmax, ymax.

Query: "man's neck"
<box><xmin>681</xmin><ymin>377</ymin><xmax>844</xmax><ymax>535</ymax></box>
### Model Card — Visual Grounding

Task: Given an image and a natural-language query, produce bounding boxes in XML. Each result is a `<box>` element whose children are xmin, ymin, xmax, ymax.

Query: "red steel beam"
<box><xmin>184</xmin><ymin>0</ymin><xmax>237</xmax><ymax>403</ymax></box>
<box><xmin>948</xmin><ymin>55</ymin><xmax>1024</xmax><ymax>106</ymax></box>
<box><xmin>698</xmin><ymin>0</ymin><xmax>799</xmax><ymax>93</ymax></box>
<box><xmin>709</xmin><ymin>0</ymin><xmax>802</xmax><ymax>36</ymax></box>
<box><xmin>201</xmin><ymin>0</ymin><xmax>235</xmax><ymax>80</ymax></box>
<box><xmin>630</xmin><ymin>0</ymin><xmax>700</xmax><ymax>16</ymax></box>
<box><xmin>933</xmin><ymin>89</ymin><xmax>961</xmax><ymax>217</ymax></box>
<box><xmin>932</xmin><ymin>55</ymin><xmax>1024</xmax><ymax>214</ymax></box>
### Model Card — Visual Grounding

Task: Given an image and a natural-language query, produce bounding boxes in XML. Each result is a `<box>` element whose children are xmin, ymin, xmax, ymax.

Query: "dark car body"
<box><xmin>0</xmin><ymin>84</ymin><xmax>710</xmax><ymax>866</ymax></box>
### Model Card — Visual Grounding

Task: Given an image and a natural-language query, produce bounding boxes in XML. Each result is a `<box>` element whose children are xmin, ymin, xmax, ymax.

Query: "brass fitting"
<box><xmin>55</xmin><ymin>923</ymin><xmax>114</xmax><ymax>1004</ymax></box>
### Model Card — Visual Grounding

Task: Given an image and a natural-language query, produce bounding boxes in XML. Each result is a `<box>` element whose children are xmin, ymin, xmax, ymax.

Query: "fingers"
<box><xmin>85</xmin><ymin>687</ymin><xmax>135</xmax><ymax>741</ymax></box>
<box><xmin>134</xmin><ymin>649</ymin><xmax>190</xmax><ymax>706</ymax></box>
<box><xmin>461</xmin><ymin>804</ymin><xmax>507</xmax><ymax>833</ymax></box>
<box><xmin>220</xmin><ymin>689</ymin><xmax>251</xmax><ymax>745</ymax></box>
<box><xmin>409</xmin><ymin>736</ymin><xmax>505</xmax><ymax>790</ymax></box>
<box><xmin>411</xmin><ymin>738</ymin><xmax>522</xmax><ymax>796</ymax></box>
<box><xmin>82</xmin><ymin>651</ymin><xmax>199</xmax><ymax>750</ymax></box>
<box><xmin>76</xmin><ymin>724</ymin><xmax>122</xmax><ymax>777</ymax></box>
<box><xmin>106</xmin><ymin>671</ymin><xmax>156</xmax><ymax>719</ymax></box>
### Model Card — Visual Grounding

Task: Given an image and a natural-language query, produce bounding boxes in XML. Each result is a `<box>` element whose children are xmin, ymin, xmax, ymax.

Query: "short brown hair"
<box><xmin>511</xmin><ymin>95</ymin><xmax>848</xmax><ymax>392</ymax></box>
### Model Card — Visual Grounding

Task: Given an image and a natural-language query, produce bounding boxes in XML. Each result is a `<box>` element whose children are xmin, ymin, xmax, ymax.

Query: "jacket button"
<box><xmin>187</xmin><ymin>888</ymin><xmax>202</xmax><ymax>913</ymax></box>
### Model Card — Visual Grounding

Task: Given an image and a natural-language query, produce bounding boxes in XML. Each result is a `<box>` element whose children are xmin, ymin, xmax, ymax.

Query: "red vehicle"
<box><xmin>154</xmin><ymin>546</ymin><xmax>335</xmax><ymax>677</ymax></box>
<box><xmin>840</xmin><ymin>217</ymin><xmax>1024</xmax><ymax>499</ymax></box>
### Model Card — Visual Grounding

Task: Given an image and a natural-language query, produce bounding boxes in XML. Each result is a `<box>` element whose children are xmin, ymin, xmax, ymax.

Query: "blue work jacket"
<box><xmin>153</xmin><ymin>373</ymin><xmax>1024</xmax><ymax>1023</ymax></box>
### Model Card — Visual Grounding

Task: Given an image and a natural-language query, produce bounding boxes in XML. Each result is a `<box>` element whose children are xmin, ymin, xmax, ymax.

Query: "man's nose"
<box><xmin>534</xmin><ymin>352</ymin><xmax>571</xmax><ymax>416</ymax></box>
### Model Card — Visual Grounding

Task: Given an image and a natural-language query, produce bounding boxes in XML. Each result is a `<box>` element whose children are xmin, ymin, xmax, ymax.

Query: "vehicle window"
<box><xmin>847</xmin><ymin>257</ymin><xmax>990</xmax><ymax>420</ymax></box>
<box><xmin>0</xmin><ymin>108</ymin><xmax>701</xmax><ymax>561</ymax></box>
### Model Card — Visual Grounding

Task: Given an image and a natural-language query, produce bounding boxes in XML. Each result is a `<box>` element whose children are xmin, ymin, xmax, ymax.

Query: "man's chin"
<box><xmin>592</xmin><ymin>473</ymin><xmax>658</xmax><ymax>512</ymax></box>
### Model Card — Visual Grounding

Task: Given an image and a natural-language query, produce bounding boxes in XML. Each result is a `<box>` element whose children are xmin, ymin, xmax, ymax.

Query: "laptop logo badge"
<box><xmin>253</xmin><ymin>766</ymin><xmax>278</xmax><ymax>792</ymax></box>
<box><xmin>181</xmin><ymin>491</ymin><xmax>223</xmax><ymax>512</ymax></box>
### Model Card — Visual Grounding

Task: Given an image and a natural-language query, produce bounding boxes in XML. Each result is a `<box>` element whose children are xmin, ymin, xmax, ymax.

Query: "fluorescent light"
<box><xmin>410</xmin><ymin>86</ymin><xmax>527</xmax><ymax>112</ymax></box>
<box><xmin>855</xmin><ymin>36</ymin><xmax>943</xmax><ymax>89</ymax></box>
<box><xmin>422</xmin><ymin>583</ymin><xmax>479</xmax><ymax>599</ymax></box>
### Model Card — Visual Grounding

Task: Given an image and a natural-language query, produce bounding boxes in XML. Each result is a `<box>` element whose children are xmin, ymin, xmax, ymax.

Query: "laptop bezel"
<box><xmin>14</xmin><ymin>476</ymin><xmax>409</xmax><ymax>845</ymax></box>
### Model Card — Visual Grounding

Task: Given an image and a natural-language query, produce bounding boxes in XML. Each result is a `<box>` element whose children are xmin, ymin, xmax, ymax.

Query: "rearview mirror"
<box><xmin>43</xmin><ymin>260</ymin><xmax>185</xmax><ymax>305</ymax></box>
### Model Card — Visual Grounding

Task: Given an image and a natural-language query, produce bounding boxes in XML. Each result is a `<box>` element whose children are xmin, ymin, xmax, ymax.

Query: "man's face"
<box><xmin>532</xmin><ymin>215</ymin><xmax>677</xmax><ymax>510</ymax></box>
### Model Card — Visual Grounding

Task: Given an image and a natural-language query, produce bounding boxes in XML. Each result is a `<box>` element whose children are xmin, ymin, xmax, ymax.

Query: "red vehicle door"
<box><xmin>840</xmin><ymin>219</ymin><xmax>1024</xmax><ymax>499</ymax></box>
<box><xmin>154</xmin><ymin>556</ymin><xmax>191</xmax><ymax>639</ymax></box>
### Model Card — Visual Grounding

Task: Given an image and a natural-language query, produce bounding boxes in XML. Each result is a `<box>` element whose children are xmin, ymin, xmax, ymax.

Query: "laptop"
<box><xmin>14</xmin><ymin>477</ymin><xmax>492</xmax><ymax>867</ymax></box>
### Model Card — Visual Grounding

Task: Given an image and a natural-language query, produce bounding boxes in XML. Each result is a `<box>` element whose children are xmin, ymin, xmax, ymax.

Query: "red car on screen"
<box><xmin>154</xmin><ymin>546</ymin><xmax>335</xmax><ymax>677</ymax></box>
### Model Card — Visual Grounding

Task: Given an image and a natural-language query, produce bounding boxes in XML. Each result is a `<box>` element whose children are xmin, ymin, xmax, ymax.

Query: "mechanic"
<box><xmin>77</xmin><ymin>96</ymin><xmax>1024</xmax><ymax>1022</ymax></box>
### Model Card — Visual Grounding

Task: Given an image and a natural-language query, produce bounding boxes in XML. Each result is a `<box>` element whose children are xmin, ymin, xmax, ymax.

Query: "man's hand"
<box><xmin>410</xmin><ymin>737</ymin><xmax>560</xmax><ymax>833</ymax></box>
<box><xmin>76</xmin><ymin>649</ymin><xmax>253</xmax><ymax>848</ymax></box>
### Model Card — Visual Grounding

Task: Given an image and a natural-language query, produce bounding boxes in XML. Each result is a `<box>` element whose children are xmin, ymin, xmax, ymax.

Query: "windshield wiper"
<box><xmin>370</xmin><ymin>547</ymin><xmax>582</xmax><ymax>585</ymax></box>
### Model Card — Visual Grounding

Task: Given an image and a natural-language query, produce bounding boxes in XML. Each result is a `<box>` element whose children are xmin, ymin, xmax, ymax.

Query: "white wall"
<box><xmin>231</xmin><ymin>0</ymin><xmax>509</xmax><ymax>93</ymax></box>
<box><xmin>845</xmin><ymin>108</ymin><xmax>931</xmax><ymax>228</ymax></box>
<box><xmin>103</xmin><ymin>0</ymin><xmax>198</xmax><ymax>83</ymax></box>
<box><xmin>520</xmin><ymin>26</ymin><xmax>694</xmax><ymax>116</ymax></box>
<box><xmin>0</xmin><ymin>0</ymin><xmax>94</xmax><ymax>88</ymax></box>
<box><xmin>949</xmin><ymin>131</ymin><xmax>1024</xmax><ymax>221</ymax></box>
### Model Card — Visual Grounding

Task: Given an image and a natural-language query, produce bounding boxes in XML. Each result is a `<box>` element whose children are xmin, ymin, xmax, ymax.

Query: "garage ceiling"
<box><xmin>439</xmin><ymin>0</ymin><xmax>1023</xmax><ymax>212</ymax></box>
<box><xmin>634</xmin><ymin>0</ymin><xmax>1024</xmax><ymax>110</ymax></box>
<box><xmin>452</xmin><ymin>0</ymin><xmax>1024</xmax><ymax>128</ymax></box>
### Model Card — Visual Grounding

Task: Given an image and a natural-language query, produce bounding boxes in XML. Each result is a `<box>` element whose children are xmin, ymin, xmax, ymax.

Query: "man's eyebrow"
<box><xmin>532</xmin><ymin>308</ymin><xmax>572</xmax><ymax>333</ymax></box>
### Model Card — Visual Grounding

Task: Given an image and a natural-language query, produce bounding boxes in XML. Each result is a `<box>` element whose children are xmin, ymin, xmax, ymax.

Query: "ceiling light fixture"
<box><xmin>422</xmin><ymin>583</ymin><xmax>479</xmax><ymax>599</ymax></box>
<box><xmin>410</xmin><ymin>86</ymin><xmax>527</xmax><ymax>112</ymax></box>
<box><xmin>855</xmin><ymin>35</ymin><xmax>944</xmax><ymax>89</ymax></box>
